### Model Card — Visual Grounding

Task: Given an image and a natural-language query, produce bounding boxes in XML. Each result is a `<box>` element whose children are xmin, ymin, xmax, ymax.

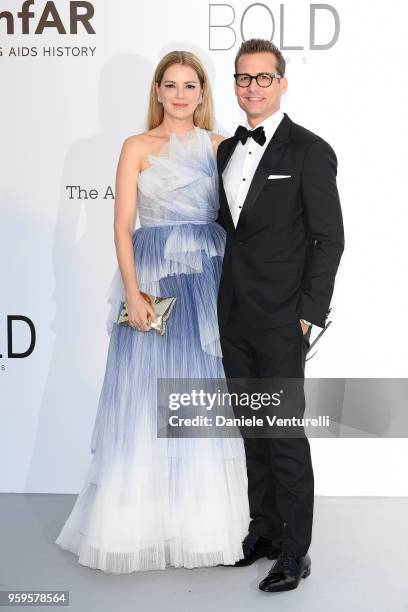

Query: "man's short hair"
<box><xmin>234</xmin><ymin>39</ymin><xmax>286</xmax><ymax>77</ymax></box>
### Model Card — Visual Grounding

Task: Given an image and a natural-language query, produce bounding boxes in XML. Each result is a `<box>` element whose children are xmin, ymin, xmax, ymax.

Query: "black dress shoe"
<box><xmin>258</xmin><ymin>551</ymin><xmax>311</xmax><ymax>592</ymax></box>
<box><xmin>233</xmin><ymin>532</ymin><xmax>282</xmax><ymax>567</ymax></box>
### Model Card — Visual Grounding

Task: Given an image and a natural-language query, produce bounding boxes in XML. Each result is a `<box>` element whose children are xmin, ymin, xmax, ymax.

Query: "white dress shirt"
<box><xmin>222</xmin><ymin>109</ymin><xmax>315</xmax><ymax>330</ymax></box>
<box><xmin>222</xmin><ymin>109</ymin><xmax>284</xmax><ymax>228</ymax></box>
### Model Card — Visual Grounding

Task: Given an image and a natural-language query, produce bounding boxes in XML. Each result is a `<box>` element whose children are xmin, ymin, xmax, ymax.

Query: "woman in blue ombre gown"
<box><xmin>55</xmin><ymin>51</ymin><xmax>249</xmax><ymax>573</ymax></box>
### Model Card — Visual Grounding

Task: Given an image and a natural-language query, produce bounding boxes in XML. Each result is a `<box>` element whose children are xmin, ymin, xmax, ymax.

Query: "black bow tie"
<box><xmin>234</xmin><ymin>124</ymin><xmax>266</xmax><ymax>146</ymax></box>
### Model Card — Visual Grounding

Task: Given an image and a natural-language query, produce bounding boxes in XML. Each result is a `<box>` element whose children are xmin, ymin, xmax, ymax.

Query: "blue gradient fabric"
<box><xmin>55</xmin><ymin>126</ymin><xmax>249</xmax><ymax>573</ymax></box>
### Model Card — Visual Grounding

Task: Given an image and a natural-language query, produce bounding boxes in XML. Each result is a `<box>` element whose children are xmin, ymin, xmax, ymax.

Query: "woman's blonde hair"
<box><xmin>147</xmin><ymin>51</ymin><xmax>214</xmax><ymax>130</ymax></box>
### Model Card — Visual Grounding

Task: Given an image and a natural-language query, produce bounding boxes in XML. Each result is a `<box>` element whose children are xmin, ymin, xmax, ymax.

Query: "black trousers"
<box><xmin>219</xmin><ymin>292</ymin><xmax>314</xmax><ymax>557</ymax></box>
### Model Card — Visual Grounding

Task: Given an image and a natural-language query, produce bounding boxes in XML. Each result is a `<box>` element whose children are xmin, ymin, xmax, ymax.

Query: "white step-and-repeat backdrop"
<box><xmin>1</xmin><ymin>1</ymin><xmax>407</xmax><ymax>494</ymax></box>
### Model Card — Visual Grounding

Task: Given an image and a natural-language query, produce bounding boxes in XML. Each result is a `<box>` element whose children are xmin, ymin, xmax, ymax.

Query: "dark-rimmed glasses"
<box><xmin>234</xmin><ymin>72</ymin><xmax>282</xmax><ymax>88</ymax></box>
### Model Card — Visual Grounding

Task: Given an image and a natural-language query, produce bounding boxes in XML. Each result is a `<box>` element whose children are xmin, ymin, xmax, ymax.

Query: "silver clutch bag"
<box><xmin>117</xmin><ymin>291</ymin><xmax>176</xmax><ymax>336</ymax></box>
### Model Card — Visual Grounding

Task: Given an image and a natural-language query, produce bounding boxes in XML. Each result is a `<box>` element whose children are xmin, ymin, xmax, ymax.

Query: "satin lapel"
<box><xmin>217</xmin><ymin>136</ymin><xmax>239</xmax><ymax>231</ymax></box>
<box><xmin>236</xmin><ymin>113</ymin><xmax>292</xmax><ymax>229</ymax></box>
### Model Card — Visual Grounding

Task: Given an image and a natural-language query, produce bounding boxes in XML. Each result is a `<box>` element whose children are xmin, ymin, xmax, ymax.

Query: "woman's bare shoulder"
<box><xmin>209</xmin><ymin>131</ymin><xmax>227</xmax><ymax>156</ymax></box>
<box><xmin>120</xmin><ymin>130</ymin><xmax>168</xmax><ymax>171</ymax></box>
<box><xmin>210</xmin><ymin>132</ymin><xmax>226</xmax><ymax>145</ymax></box>
<box><xmin>122</xmin><ymin>131</ymin><xmax>157</xmax><ymax>156</ymax></box>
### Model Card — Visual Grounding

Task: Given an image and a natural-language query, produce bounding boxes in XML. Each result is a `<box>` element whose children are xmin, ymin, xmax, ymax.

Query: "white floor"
<box><xmin>1</xmin><ymin>495</ymin><xmax>407</xmax><ymax>612</ymax></box>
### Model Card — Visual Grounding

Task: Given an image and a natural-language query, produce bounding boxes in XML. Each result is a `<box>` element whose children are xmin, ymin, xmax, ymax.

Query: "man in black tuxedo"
<box><xmin>216</xmin><ymin>38</ymin><xmax>344</xmax><ymax>592</ymax></box>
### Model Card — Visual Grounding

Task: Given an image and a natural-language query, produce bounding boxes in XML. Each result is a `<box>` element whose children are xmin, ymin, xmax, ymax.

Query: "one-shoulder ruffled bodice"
<box><xmin>137</xmin><ymin>125</ymin><xmax>219</xmax><ymax>226</ymax></box>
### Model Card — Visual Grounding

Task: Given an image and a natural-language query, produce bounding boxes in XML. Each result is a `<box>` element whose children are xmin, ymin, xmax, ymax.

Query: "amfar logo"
<box><xmin>209</xmin><ymin>3</ymin><xmax>340</xmax><ymax>50</ymax></box>
<box><xmin>0</xmin><ymin>0</ymin><xmax>95</xmax><ymax>34</ymax></box>
<box><xmin>0</xmin><ymin>317</ymin><xmax>36</xmax><ymax>367</ymax></box>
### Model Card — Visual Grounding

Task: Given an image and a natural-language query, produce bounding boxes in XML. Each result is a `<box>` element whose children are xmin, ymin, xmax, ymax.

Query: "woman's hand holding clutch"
<box><xmin>117</xmin><ymin>291</ymin><xmax>177</xmax><ymax>335</ymax></box>
<box><xmin>123</xmin><ymin>291</ymin><xmax>157</xmax><ymax>332</ymax></box>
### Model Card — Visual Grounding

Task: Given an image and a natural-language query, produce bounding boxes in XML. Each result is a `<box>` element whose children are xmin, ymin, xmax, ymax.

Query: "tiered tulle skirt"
<box><xmin>55</xmin><ymin>222</ymin><xmax>250</xmax><ymax>573</ymax></box>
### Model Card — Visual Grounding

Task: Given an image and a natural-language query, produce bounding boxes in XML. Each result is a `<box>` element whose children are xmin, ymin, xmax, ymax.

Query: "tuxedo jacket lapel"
<box><xmin>218</xmin><ymin>136</ymin><xmax>239</xmax><ymax>232</ymax></box>
<box><xmin>217</xmin><ymin>113</ymin><xmax>292</xmax><ymax>233</ymax></box>
<box><xmin>236</xmin><ymin>113</ymin><xmax>292</xmax><ymax>229</ymax></box>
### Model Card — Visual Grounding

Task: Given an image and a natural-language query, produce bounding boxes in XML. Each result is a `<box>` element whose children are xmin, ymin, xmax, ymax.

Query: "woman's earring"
<box><xmin>157</xmin><ymin>96</ymin><xmax>162</xmax><ymax>103</ymax></box>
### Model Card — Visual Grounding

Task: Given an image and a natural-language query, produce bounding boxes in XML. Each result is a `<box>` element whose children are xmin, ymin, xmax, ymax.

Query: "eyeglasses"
<box><xmin>234</xmin><ymin>72</ymin><xmax>282</xmax><ymax>88</ymax></box>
